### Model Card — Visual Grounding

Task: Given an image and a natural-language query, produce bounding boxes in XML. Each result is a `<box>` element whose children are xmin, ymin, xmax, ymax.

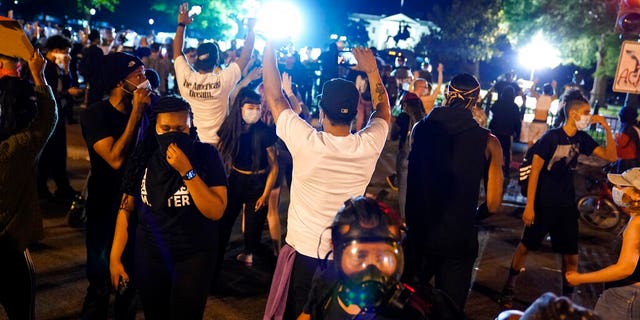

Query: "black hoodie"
<box><xmin>405</xmin><ymin>104</ymin><xmax>489</xmax><ymax>257</ymax></box>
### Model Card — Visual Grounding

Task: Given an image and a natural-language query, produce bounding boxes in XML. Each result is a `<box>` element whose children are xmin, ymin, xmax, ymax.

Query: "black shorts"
<box><xmin>520</xmin><ymin>205</ymin><xmax>579</xmax><ymax>255</ymax></box>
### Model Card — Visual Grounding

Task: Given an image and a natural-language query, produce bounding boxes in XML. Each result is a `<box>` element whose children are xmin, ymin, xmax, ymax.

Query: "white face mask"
<box><xmin>124</xmin><ymin>79</ymin><xmax>151</xmax><ymax>93</ymax></box>
<box><xmin>613</xmin><ymin>186</ymin><xmax>630</xmax><ymax>208</ymax></box>
<box><xmin>575</xmin><ymin>115</ymin><xmax>591</xmax><ymax>130</ymax></box>
<box><xmin>242</xmin><ymin>109</ymin><xmax>261</xmax><ymax>124</ymax></box>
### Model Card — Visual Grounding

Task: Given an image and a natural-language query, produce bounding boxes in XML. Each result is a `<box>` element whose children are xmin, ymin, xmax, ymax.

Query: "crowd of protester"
<box><xmin>4</xmin><ymin>2</ymin><xmax>640</xmax><ymax>319</ymax></box>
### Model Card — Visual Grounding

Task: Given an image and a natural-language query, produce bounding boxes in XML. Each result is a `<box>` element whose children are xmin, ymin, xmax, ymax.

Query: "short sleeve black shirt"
<box><xmin>138</xmin><ymin>143</ymin><xmax>227</xmax><ymax>256</ymax></box>
<box><xmin>233</xmin><ymin>121</ymin><xmax>277</xmax><ymax>171</ymax></box>
<box><xmin>533</xmin><ymin>128</ymin><xmax>599</xmax><ymax>207</ymax></box>
<box><xmin>81</xmin><ymin>100</ymin><xmax>129</xmax><ymax>210</ymax></box>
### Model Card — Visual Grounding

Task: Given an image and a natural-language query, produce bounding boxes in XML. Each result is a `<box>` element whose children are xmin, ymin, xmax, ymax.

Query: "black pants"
<box><xmin>82</xmin><ymin>205</ymin><xmax>136</xmax><ymax>320</ymax></box>
<box><xmin>212</xmin><ymin>171</ymin><xmax>268</xmax><ymax>284</ymax></box>
<box><xmin>135</xmin><ymin>231</ymin><xmax>215</xmax><ymax>320</ymax></box>
<box><xmin>284</xmin><ymin>254</ymin><xmax>331</xmax><ymax>320</ymax></box>
<box><xmin>402</xmin><ymin>235</ymin><xmax>478</xmax><ymax>312</ymax></box>
<box><xmin>495</xmin><ymin>133</ymin><xmax>512</xmax><ymax>178</ymax></box>
<box><xmin>0</xmin><ymin>242</ymin><xmax>35</xmax><ymax>320</ymax></box>
<box><xmin>37</xmin><ymin>118</ymin><xmax>73</xmax><ymax>198</ymax></box>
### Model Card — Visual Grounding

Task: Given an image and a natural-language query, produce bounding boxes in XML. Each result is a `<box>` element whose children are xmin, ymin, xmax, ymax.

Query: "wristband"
<box><xmin>178</xmin><ymin>23</ymin><xmax>186</xmax><ymax>28</ymax></box>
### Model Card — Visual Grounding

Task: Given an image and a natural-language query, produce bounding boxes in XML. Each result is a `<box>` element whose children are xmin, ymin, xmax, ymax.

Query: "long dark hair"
<box><xmin>217</xmin><ymin>87</ymin><xmax>264</xmax><ymax>171</ymax></box>
<box><xmin>121</xmin><ymin>96</ymin><xmax>197</xmax><ymax>195</ymax></box>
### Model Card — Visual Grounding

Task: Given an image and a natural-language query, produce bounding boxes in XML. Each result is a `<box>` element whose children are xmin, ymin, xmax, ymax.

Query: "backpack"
<box><xmin>518</xmin><ymin>148</ymin><xmax>534</xmax><ymax>197</ymax></box>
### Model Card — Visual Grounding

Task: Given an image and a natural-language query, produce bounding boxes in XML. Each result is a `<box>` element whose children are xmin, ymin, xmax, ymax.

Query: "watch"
<box><xmin>183</xmin><ymin>169</ymin><xmax>197</xmax><ymax>180</ymax></box>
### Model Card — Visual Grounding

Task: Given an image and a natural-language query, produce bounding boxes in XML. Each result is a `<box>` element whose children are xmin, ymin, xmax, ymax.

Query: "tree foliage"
<box><xmin>76</xmin><ymin>0</ymin><xmax>119</xmax><ymax>16</ymax></box>
<box><xmin>424</xmin><ymin>0</ymin><xmax>504</xmax><ymax>64</ymax></box>
<box><xmin>151</xmin><ymin>0</ymin><xmax>242</xmax><ymax>40</ymax></box>
<box><xmin>502</xmin><ymin>0</ymin><xmax>619</xmax><ymax>75</ymax></box>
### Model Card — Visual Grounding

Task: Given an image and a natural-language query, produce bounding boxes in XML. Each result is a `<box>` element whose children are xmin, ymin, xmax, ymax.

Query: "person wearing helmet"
<box><xmin>299</xmin><ymin>196</ymin><xmax>462</xmax><ymax>319</ymax></box>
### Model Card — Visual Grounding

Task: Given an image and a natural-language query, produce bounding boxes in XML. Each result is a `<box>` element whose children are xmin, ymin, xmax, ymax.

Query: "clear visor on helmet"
<box><xmin>340</xmin><ymin>240</ymin><xmax>403</xmax><ymax>277</ymax></box>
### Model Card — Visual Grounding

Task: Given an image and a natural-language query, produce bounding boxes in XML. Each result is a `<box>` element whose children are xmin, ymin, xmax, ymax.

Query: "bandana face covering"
<box><xmin>145</xmin><ymin>131</ymin><xmax>195</xmax><ymax>209</ymax></box>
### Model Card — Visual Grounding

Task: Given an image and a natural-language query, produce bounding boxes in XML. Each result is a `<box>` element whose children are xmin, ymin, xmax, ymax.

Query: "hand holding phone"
<box><xmin>117</xmin><ymin>275</ymin><xmax>129</xmax><ymax>295</ymax></box>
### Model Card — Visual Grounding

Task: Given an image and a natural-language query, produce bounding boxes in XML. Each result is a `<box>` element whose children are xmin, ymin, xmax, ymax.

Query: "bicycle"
<box><xmin>576</xmin><ymin>165</ymin><xmax>625</xmax><ymax>231</ymax></box>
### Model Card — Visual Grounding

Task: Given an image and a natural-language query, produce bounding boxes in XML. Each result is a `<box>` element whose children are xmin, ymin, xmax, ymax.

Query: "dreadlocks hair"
<box><xmin>120</xmin><ymin>95</ymin><xmax>196</xmax><ymax>196</ymax></box>
<box><xmin>217</xmin><ymin>87</ymin><xmax>264</xmax><ymax>171</ymax></box>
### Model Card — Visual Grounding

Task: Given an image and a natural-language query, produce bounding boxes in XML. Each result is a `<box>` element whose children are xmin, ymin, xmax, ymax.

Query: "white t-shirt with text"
<box><xmin>276</xmin><ymin>109</ymin><xmax>389</xmax><ymax>258</ymax></box>
<box><xmin>174</xmin><ymin>55</ymin><xmax>241</xmax><ymax>144</ymax></box>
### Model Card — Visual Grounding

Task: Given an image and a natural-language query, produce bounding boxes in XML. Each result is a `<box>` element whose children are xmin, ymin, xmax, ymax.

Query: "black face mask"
<box><xmin>155</xmin><ymin>131</ymin><xmax>195</xmax><ymax>159</ymax></box>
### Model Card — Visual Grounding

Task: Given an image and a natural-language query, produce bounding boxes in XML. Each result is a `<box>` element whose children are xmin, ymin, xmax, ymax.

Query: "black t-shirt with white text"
<box><xmin>138</xmin><ymin>143</ymin><xmax>227</xmax><ymax>257</ymax></box>
<box><xmin>533</xmin><ymin>128</ymin><xmax>599</xmax><ymax>207</ymax></box>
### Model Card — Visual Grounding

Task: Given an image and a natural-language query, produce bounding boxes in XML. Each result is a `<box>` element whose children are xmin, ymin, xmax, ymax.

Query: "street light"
<box><xmin>254</xmin><ymin>1</ymin><xmax>303</xmax><ymax>40</ymax></box>
<box><xmin>148</xmin><ymin>18</ymin><xmax>154</xmax><ymax>25</ymax></box>
<box><xmin>518</xmin><ymin>31</ymin><xmax>561</xmax><ymax>80</ymax></box>
<box><xmin>89</xmin><ymin>8</ymin><xmax>96</xmax><ymax>16</ymax></box>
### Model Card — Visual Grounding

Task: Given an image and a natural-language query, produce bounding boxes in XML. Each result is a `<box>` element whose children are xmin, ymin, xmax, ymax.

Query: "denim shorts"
<box><xmin>594</xmin><ymin>285</ymin><xmax>640</xmax><ymax>319</ymax></box>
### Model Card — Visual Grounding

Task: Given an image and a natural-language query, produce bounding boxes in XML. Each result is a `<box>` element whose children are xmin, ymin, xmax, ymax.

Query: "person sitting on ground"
<box><xmin>298</xmin><ymin>196</ymin><xmax>463</xmax><ymax>320</ymax></box>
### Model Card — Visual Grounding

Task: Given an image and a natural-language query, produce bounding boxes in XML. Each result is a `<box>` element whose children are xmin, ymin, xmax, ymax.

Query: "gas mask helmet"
<box><xmin>336</xmin><ymin>240</ymin><xmax>404</xmax><ymax>312</ymax></box>
<box><xmin>575</xmin><ymin>115</ymin><xmax>592</xmax><ymax>131</ymax></box>
<box><xmin>330</xmin><ymin>197</ymin><xmax>405</xmax><ymax>313</ymax></box>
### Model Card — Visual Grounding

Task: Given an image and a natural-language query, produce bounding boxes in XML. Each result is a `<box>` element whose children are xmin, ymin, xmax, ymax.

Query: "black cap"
<box><xmin>318</xmin><ymin>78</ymin><xmax>359</xmax><ymax>123</ymax></box>
<box><xmin>103</xmin><ymin>52</ymin><xmax>144</xmax><ymax>91</ymax></box>
<box><xmin>194</xmin><ymin>42</ymin><xmax>220</xmax><ymax>71</ymax></box>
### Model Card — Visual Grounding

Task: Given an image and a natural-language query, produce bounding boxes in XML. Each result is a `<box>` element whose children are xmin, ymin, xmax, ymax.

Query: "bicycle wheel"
<box><xmin>577</xmin><ymin>195</ymin><xmax>622</xmax><ymax>231</ymax></box>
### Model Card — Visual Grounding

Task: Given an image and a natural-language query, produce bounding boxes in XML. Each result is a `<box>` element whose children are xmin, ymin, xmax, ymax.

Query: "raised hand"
<box><xmin>178</xmin><ymin>3</ymin><xmax>193</xmax><ymax>26</ymax></box>
<box><xmin>351</xmin><ymin>47</ymin><xmax>377</xmax><ymax>74</ymax></box>
<box><xmin>282</xmin><ymin>72</ymin><xmax>293</xmax><ymax>96</ymax></box>
<box><xmin>29</xmin><ymin>49</ymin><xmax>47</xmax><ymax>86</ymax></box>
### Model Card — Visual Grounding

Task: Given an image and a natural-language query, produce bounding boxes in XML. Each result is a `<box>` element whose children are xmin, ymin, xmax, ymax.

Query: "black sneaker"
<box><xmin>498</xmin><ymin>288</ymin><xmax>515</xmax><ymax>309</ymax></box>
<box><xmin>386</xmin><ymin>174</ymin><xmax>399</xmax><ymax>191</ymax></box>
